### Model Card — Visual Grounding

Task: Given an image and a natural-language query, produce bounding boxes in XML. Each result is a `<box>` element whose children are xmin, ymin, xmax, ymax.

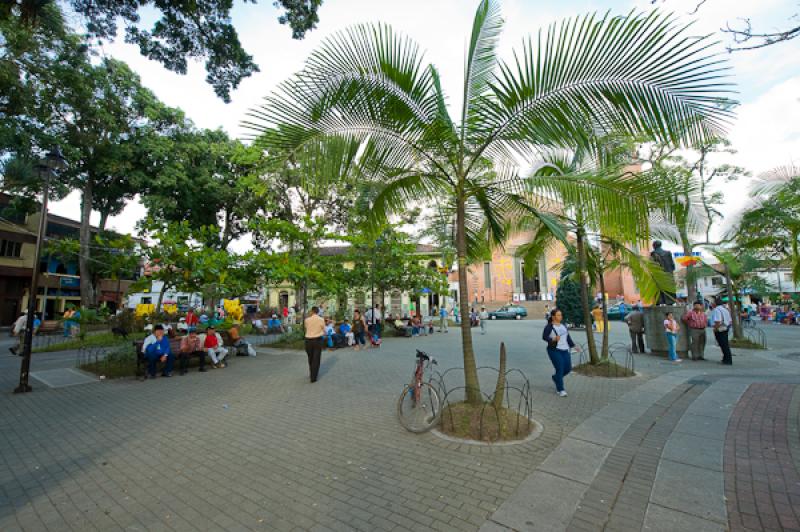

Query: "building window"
<box><xmin>711</xmin><ymin>277</ymin><xmax>723</xmax><ymax>286</ymax></box>
<box><xmin>484</xmin><ymin>262</ymin><xmax>491</xmax><ymax>288</ymax></box>
<box><xmin>784</xmin><ymin>272</ymin><xmax>793</xmax><ymax>282</ymax></box>
<box><xmin>141</xmin><ymin>297</ymin><xmax>152</xmax><ymax>305</ymax></box>
<box><xmin>0</xmin><ymin>240</ymin><xmax>22</xmax><ymax>258</ymax></box>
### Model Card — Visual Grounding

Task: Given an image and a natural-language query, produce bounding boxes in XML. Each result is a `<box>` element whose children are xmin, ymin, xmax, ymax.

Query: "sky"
<box><xmin>50</xmin><ymin>0</ymin><xmax>800</xmax><ymax>251</ymax></box>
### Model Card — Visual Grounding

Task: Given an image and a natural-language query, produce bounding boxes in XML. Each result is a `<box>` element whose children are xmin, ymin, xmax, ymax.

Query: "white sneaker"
<box><xmin>557</xmin><ymin>390</ymin><xmax>568</xmax><ymax>397</ymax></box>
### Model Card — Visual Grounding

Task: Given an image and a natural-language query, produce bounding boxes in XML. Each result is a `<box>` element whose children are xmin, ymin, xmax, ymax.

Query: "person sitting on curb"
<box><xmin>142</xmin><ymin>324</ymin><xmax>174</xmax><ymax>378</ymax></box>
<box><xmin>199</xmin><ymin>326</ymin><xmax>227</xmax><ymax>368</ymax></box>
<box><xmin>178</xmin><ymin>329</ymin><xmax>206</xmax><ymax>375</ymax></box>
<box><xmin>228</xmin><ymin>324</ymin><xmax>256</xmax><ymax>356</ymax></box>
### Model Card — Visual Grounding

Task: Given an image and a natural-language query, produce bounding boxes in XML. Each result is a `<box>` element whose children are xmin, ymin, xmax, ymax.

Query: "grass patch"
<box><xmin>439</xmin><ymin>401</ymin><xmax>534</xmax><ymax>442</ymax></box>
<box><xmin>731</xmin><ymin>337</ymin><xmax>765</xmax><ymax>349</ymax></box>
<box><xmin>79</xmin><ymin>347</ymin><xmax>137</xmax><ymax>378</ymax></box>
<box><xmin>573</xmin><ymin>360</ymin><xmax>635</xmax><ymax>378</ymax></box>
<box><xmin>260</xmin><ymin>330</ymin><xmax>305</xmax><ymax>350</ymax></box>
<box><xmin>33</xmin><ymin>331</ymin><xmax>147</xmax><ymax>353</ymax></box>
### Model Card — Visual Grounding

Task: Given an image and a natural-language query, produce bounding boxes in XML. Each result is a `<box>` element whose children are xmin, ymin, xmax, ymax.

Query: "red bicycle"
<box><xmin>396</xmin><ymin>350</ymin><xmax>441</xmax><ymax>432</ymax></box>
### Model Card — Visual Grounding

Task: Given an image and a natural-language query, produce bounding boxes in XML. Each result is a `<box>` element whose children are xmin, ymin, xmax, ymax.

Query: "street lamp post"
<box><xmin>15</xmin><ymin>148</ymin><xmax>65</xmax><ymax>394</ymax></box>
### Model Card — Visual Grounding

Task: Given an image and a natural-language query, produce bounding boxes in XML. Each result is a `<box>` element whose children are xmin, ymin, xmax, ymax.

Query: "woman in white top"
<box><xmin>541</xmin><ymin>309</ymin><xmax>580</xmax><ymax>397</ymax></box>
<box><xmin>663</xmin><ymin>311</ymin><xmax>681</xmax><ymax>362</ymax></box>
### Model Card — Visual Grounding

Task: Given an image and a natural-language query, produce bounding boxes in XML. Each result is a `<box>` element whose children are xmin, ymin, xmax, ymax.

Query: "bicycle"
<box><xmin>397</xmin><ymin>349</ymin><xmax>441</xmax><ymax>433</ymax></box>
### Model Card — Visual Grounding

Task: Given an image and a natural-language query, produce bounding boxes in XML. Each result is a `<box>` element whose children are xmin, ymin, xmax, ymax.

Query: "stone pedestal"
<box><xmin>643</xmin><ymin>305</ymin><xmax>688</xmax><ymax>357</ymax></box>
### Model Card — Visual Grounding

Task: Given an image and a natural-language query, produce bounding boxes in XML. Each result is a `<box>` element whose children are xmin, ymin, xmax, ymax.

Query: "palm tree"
<box><xmin>245</xmin><ymin>0</ymin><xmax>733</xmax><ymax>404</ymax></box>
<box><xmin>517</xmin><ymin>145</ymin><xmax>677</xmax><ymax>363</ymax></box>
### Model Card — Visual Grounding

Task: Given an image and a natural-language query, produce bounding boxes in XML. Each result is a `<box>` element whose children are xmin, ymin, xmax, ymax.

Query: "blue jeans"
<box><xmin>354</xmin><ymin>331</ymin><xmax>365</xmax><ymax>345</ymax></box>
<box><xmin>666</xmin><ymin>332</ymin><xmax>678</xmax><ymax>361</ymax></box>
<box><xmin>547</xmin><ymin>347</ymin><xmax>572</xmax><ymax>392</ymax></box>
<box><xmin>145</xmin><ymin>352</ymin><xmax>174</xmax><ymax>377</ymax></box>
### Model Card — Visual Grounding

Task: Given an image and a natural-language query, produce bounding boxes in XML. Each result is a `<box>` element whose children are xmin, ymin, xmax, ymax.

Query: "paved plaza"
<box><xmin>1</xmin><ymin>320</ymin><xmax>799</xmax><ymax>531</ymax></box>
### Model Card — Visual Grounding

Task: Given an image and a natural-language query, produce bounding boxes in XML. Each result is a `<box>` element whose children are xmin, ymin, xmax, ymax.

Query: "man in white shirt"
<box><xmin>710</xmin><ymin>298</ymin><xmax>733</xmax><ymax>365</ymax></box>
<box><xmin>365</xmin><ymin>304</ymin><xmax>382</xmax><ymax>337</ymax></box>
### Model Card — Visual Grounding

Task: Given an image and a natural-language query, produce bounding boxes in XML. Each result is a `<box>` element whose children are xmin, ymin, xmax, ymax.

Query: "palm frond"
<box><xmin>461</xmin><ymin>0</ymin><xmax>503</xmax><ymax>138</ymax></box>
<box><xmin>470</xmin><ymin>10</ymin><xmax>734</xmax><ymax>167</ymax></box>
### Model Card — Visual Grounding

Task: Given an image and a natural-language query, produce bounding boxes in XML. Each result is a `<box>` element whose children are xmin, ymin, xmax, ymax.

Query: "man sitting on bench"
<box><xmin>142</xmin><ymin>324</ymin><xmax>174</xmax><ymax>378</ymax></box>
<box><xmin>178</xmin><ymin>329</ymin><xmax>206</xmax><ymax>375</ymax></box>
<box><xmin>267</xmin><ymin>314</ymin><xmax>284</xmax><ymax>334</ymax></box>
<box><xmin>200</xmin><ymin>326</ymin><xmax>227</xmax><ymax>368</ymax></box>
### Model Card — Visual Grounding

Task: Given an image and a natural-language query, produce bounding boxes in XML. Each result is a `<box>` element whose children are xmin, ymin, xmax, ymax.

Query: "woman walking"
<box><xmin>352</xmin><ymin>309</ymin><xmax>368</xmax><ymax>351</ymax></box>
<box><xmin>664</xmin><ymin>312</ymin><xmax>682</xmax><ymax>362</ymax></box>
<box><xmin>542</xmin><ymin>309</ymin><xmax>580</xmax><ymax>397</ymax></box>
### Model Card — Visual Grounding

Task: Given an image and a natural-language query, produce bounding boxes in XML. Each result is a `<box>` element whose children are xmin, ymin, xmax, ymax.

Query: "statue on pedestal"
<box><xmin>650</xmin><ymin>241</ymin><xmax>676</xmax><ymax>305</ymax></box>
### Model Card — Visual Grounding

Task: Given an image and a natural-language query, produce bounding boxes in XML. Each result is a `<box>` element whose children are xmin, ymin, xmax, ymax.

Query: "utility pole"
<box><xmin>15</xmin><ymin>148</ymin><xmax>65</xmax><ymax>394</ymax></box>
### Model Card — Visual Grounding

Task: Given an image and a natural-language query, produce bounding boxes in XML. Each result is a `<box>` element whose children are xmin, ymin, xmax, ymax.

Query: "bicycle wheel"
<box><xmin>396</xmin><ymin>382</ymin><xmax>441</xmax><ymax>433</ymax></box>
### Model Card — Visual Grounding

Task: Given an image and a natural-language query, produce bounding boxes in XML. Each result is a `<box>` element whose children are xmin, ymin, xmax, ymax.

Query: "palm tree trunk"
<box><xmin>456</xmin><ymin>192</ymin><xmax>481</xmax><ymax>405</ymax></box>
<box><xmin>598</xmin><ymin>267</ymin><xmax>609</xmax><ymax>359</ymax></box>
<box><xmin>576</xmin><ymin>230</ymin><xmax>599</xmax><ymax>364</ymax></box>
<box><xmin>724</xmin><ymin>264</ymin><xmax>743</xmax><ymax>340</ymax></box>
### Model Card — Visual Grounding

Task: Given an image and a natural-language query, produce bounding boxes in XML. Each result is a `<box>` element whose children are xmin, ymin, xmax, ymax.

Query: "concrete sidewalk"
<box><xmin>482</xmin><ymin>346</ymin><xmax>800</xmax><ymax>532</ymax></box>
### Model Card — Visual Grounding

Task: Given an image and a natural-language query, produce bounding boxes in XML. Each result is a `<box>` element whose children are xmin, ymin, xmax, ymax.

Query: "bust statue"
<box><xmin>650</xmin><ymin>241</ymin><xmax>676</xmax><ymax>304</ymax></box>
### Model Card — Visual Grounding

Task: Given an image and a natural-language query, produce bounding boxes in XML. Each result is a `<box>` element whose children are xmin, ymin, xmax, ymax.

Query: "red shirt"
<box><xmin>282</xmin><ymin>307</ymin><xmax>289</xmax><ymax>318</ymax></box>
<box><xmin>186</xmin><ymin>312</ymin><xmax>199</xmax><ymax>326</ymax></box>
<box><xmin>204</xmin><ymin>334</ymin><xmax>218</xmax><ymax>349</ymax></box>
<box><xmin>682</xmin><ymin>310</ymin><xmax>708</xmax><ymax>329</ymax></box>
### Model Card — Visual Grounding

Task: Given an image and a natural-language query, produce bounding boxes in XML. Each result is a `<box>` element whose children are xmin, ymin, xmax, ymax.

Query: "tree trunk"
<box><xmin>156</xmin><ymin>282</ymin><xmax>167</xmax><ymax>313</ymax></box>
<box><xmin>724</xmin><ymin>264</ymin><xmax>743</xmax><ymax>340</ymax></box>
<box><xmin>492</xmin><ymin>342</ymin><xmax>507</xmax><ymax>410</ymax></box>
<box><xmin>576</xmin><ymin>230</ymin><xmax>599</xmax><ymax>364</ymax></box>
<box><xmin>456</xmin><ymin>191</ymin><xmax>481</xmax><ymax>405</ymax></box>
<box><xmin>599</xmin><ymin>267</ymin><xmax>609</xmax><ymax>359</ymax></box>
<box><xmin>681</xmin><ymin>234</ymin><xmax>696</xmax><ymax>303</ymax></box>
<box><xmin>98</xmin><ymin>210</ymin><xmax>109</xmax><ymax>233</ymax></box>
<box><xmin>79</xmin><ymin>179</ymin><xmax>95</xmax><ymax>308</ymax></box>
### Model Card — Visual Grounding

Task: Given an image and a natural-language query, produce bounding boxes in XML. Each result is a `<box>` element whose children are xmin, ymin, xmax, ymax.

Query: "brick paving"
<box><xmin>567</xmin><ymin>379</ymin><xmax>712</xmax><ymax>532</ymax></box>
<box><xmin>725</xmin><ymin>383</ymin><xmax>800</xmax><ymax>532</ymax></box>
<box><xmin>0</xmin><ymin>321</ymin><xmax>653</xmax><ymax>532</ymax></box>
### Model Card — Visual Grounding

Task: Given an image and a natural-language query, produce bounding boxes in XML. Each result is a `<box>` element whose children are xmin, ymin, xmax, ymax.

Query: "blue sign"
<box><xmin>673</xmin><ymin>251</ymin><xmax>701</xmax><ymax>257</ymax></box>
<box><xmin>60</xmin><ymin>277</ymin><xmax>80</xmax><ymax>288</ymax></box>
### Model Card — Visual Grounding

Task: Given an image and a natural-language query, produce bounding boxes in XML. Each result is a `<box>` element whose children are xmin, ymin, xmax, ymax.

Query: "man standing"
<box><xmin>624</xmin><ymin>307</ymin><xmax>646</xmax><ymax>353</ymax></box>
<box><xmin>9</xmin><ymin>311</ymin><xmax>28</xmax><ymax>356</ymax></box>
<box><xmin>142</xmin><ymin>324</ymin><xmax>174</xmax><ymax>378</ymax></box>
<box><xmin>479</xmin><ymin>306</ymin><xmax>489</xmax><ymax>335</ymax></box>
<box><xmin>711</xmin><ymin>298</ymin><xmax>733</xmax><ymax>365</ymax></box>
<box><xmin>438</xmin><ymin>306</ymin><xmax>449</xmax><ymax>332</ymax></box>
<box><xmin>304</xmin><ymin>306</ymin><xmax>325</xmax><ymax>383</ymax></box>
<box><xmin>366</xmin><ymin>304</ymin><xmax>382</xmax><ymax>338</ymax></box>
<box><xmin>682</xmin><ymin>301</ymin><xmax>708</xmax><ymax>361</ymax></box>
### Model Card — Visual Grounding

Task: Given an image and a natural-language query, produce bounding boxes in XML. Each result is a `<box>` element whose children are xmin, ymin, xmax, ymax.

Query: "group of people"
<box><xmin>141</xmin><ymin>317</ymin><xmax>259</xmax><ymax>378</ymax></box>
<box><xmin>541</xmin><ymin>298</ymin><xmax>735</xmax><ymax>397</ymax></box>
<box><xmin>620</xmin><ymin>298</ymin><xmax>733</xmax><ymax>364</ymax></box>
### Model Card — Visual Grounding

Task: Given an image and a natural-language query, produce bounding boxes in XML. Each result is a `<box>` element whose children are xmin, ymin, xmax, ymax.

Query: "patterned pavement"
<box><xmin>0</xmin><ymin>321</ymin><xmax>797</xmax><ymax>531</ymax></box>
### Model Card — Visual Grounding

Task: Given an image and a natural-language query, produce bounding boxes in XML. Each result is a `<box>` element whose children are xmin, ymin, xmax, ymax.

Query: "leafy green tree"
<box><xmin>736</xmin><ymin>165</ymin><xmax>800</xmax><ymax>283</ymax></box>
<box><xmin>555</xmin><ymin>274</ymin><xmax>586</xmax><ymax>328</ymax></box>
<box><xmin>140</xmin><ymin>129</ymin><xmax>267</xmax><ymax>249</ymax></box>
<box><xmin>647</xmin><ymin>137</ymin><xmax>749</xmax><ymax>302</ymax></box>
<box><xmin>247</xmin><ymin>0</ymin><xmax>733</xmax><ymax>403</ymax></box>
<box><xmin>2</xmin><ymin>0</ymin><xmax>323</xmax><ymax>101</ymax></box>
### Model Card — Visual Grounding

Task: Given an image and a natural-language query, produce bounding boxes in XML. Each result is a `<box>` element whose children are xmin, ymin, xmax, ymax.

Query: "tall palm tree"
<box><xmin>245</xmin><ymin>0</ymin><xmax>733</xmax><ymax>404</ymax></box>
<box><xmin>517</xmin><ymin>146</ymin><xmax>677</xmax><ymax>363</ymax></box>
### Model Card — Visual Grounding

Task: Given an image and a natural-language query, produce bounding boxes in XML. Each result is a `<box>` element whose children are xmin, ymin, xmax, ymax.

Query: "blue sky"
<box><xmin>51</xmin><ymin>0</ymin><xmax>800</xmax><ymax>246</ymax></box>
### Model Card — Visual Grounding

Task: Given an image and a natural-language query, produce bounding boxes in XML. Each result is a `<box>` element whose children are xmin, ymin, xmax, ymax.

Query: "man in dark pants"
<box><xmin>711</xmin><ymin>298</ymin><xmax>733</xmax><ymax>365</ymax></box>
<box><xmin>624</xmin><ymin>307</ymin><xmax>646</xmax><ymax>353</ymax></box>
<box><xmin>304</xmin><ymin>306</ymin><xmax>326</xmax><ymax>383</ymax></box>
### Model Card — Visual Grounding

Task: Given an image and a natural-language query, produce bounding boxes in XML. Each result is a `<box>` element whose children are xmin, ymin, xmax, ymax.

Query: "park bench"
<box><xmin>35</xmin><ymin>320</ymin><xmax>60</xmax><ymax>336</ymax></box>
<box><xmin>133</xmin><ymin>337</ymin><xmax>207</xmax><ymax>379</ymax></box>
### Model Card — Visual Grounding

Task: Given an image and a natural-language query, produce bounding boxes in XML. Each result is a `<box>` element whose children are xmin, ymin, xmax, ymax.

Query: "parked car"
<box><xmin>488</xmin><ymin>305</ymin><xmax>528</xmax><ymax>320</ymax></box>
<box><xmin>606</xmin><ymin>304</ymin><xmax>630</xmax><ymax>321</ymax></box>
